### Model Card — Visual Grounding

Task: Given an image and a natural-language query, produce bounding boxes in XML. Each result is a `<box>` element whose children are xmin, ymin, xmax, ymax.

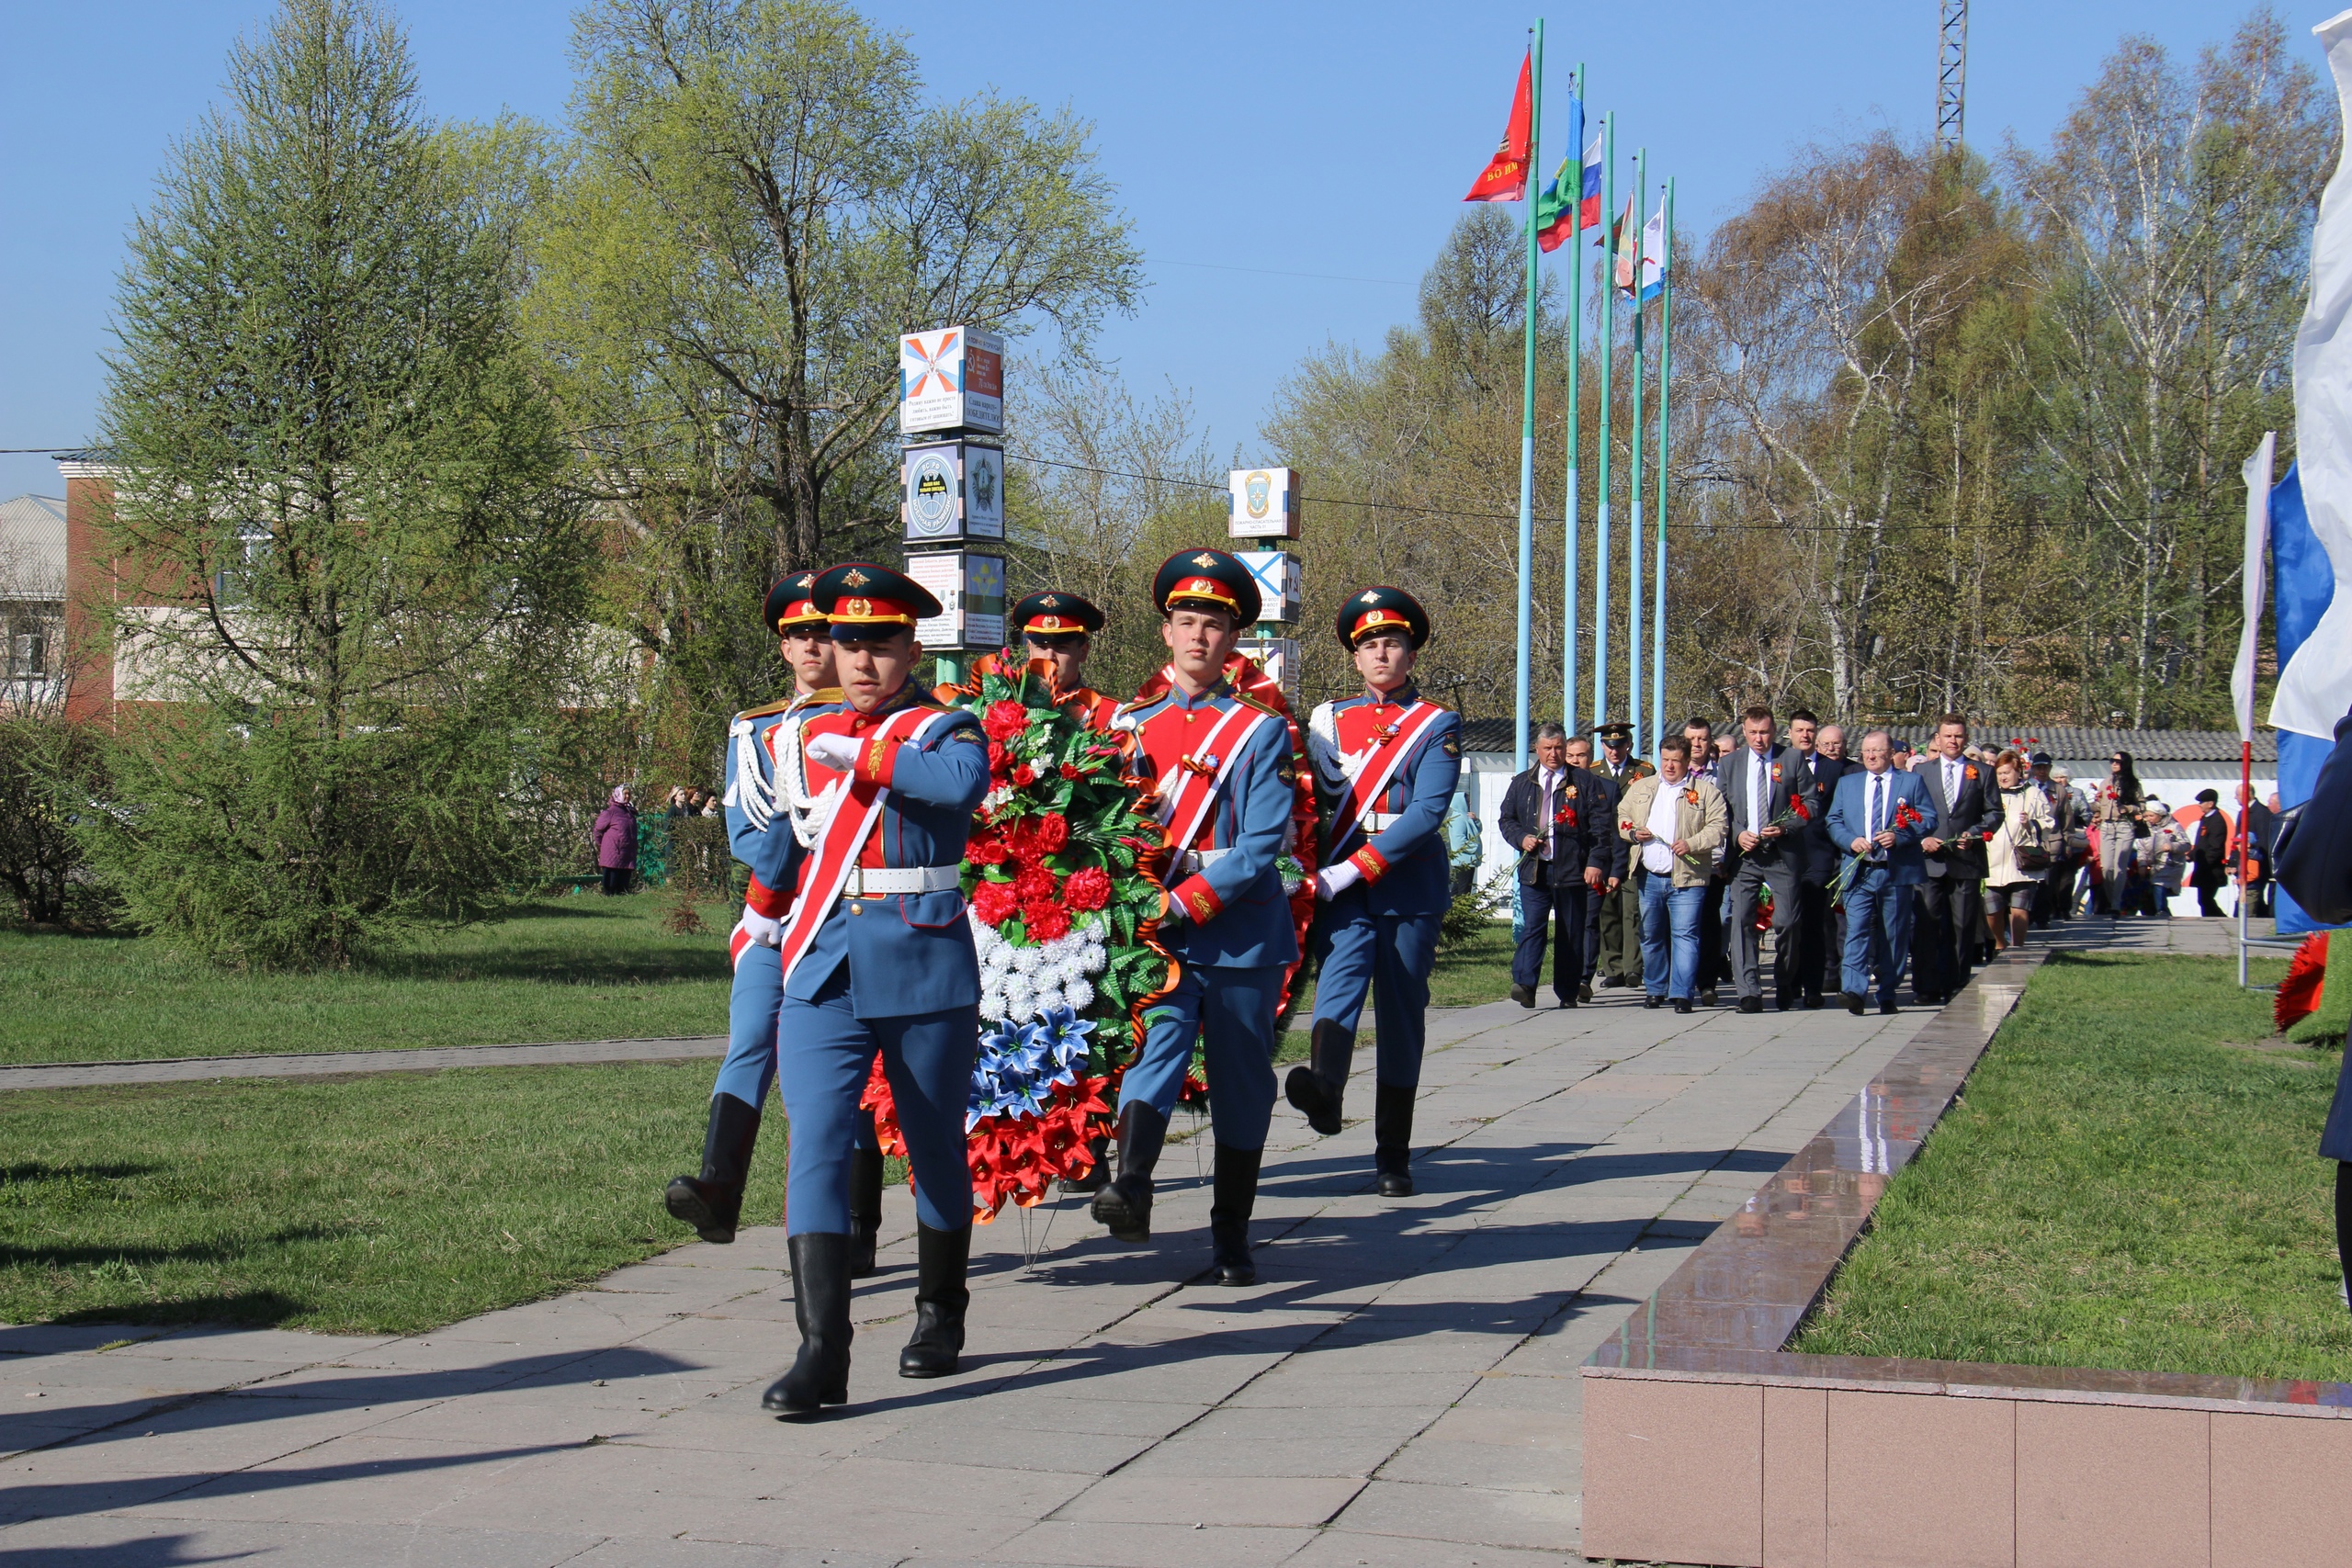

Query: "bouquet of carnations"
<box><xmin>860</xmin><ymin>655</ymin><xmax>1177</xmax><ymax>1221</ymax></box>
<box><xmin>1827</xmin><ymin>798</ymin><xmax>1925</xmax><ymax>907</ymax></box>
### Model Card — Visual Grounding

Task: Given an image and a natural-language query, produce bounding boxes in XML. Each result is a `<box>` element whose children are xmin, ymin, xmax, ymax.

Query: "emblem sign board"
<box><xmin>899</xmin><ymin>326</ymin><xmax>1006</xmax><ymax>435</ymax></box>
<box><xmin>904</xmin><ymin>549</ymin><xmax>1006</xmax><ymax>651</ymax></box>
<box><xmin>1228</xmin><ymin>467</ymin><xmax>1301</xmax><ymax>540</ymax></box>
<box><xmin>1238</xmin><ymin>637</ymin><xmax>1302</xmax><ymax>704</ymax></box>
<box><xmin>901</xmin><ymin>439</ymin><xmax>1006</xmax><ymax>545</ymax></box>
<box><xmin>1237</xmin><ymin>550</ymin><xmax>1302</xmax><ymax>624</ymax></box>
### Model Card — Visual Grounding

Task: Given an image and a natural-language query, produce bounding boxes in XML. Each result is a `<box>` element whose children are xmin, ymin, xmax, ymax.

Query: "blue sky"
<box><xmin>0</xmin><ymin>0</ymin><xmax>2278</xmax><ymax>502</ymax></box>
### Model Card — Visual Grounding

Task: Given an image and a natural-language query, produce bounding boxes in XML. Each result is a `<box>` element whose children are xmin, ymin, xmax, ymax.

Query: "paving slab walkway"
<box><xmin>0</xmin><ymin>981</ymin><xmax>1959</xmax><ymax>1566</ymax></box>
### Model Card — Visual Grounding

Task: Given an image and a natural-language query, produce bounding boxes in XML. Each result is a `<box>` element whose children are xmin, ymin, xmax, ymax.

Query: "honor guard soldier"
<box><xmin>731</xmin><ymin>563</ymin><xmax>989</xmax><ymax>1414</ymax></box>
<box><xmin>1095</xmin><ymin>549</ymin><xmax>1300</xmax><ymax>1284</ymax></box>
<box><xmin>1012</xmin><ymin>589</ymin><xmax>1120</xmax><ymax>731</ymax></box>
<box><xmin>1590</xmin><ymin>721</ymin><xmax>1655</xmax><ymax>989</ymax></box>
<box><xmin>1286</xmin><ymin>588</ymin><xmax>1462</xmax><ymax>1195</ymax></box>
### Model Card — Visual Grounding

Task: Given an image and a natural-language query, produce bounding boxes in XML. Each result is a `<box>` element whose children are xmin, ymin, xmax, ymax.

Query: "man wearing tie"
<box><xmin>1784</xmin><ymin>710</ymin><xmax>1847</xmax><ymax>1009</ymax></box>
<box><xmin>1914</xmin><ymin>714</ymin><xmax>2002</xmax><ymax>1005</ymax></box>
<box><xmin>1561</xmin><ymin>734</ymin><xmax>1620</xmax><ymax>1003</ymax></box>
<box><xmin>1826</xmin><ymin>730</ymin><xmax>1936</xmax><ymax>1015</ymax></box>
<box><xmin>1498</xmin><ymin>723</ymin><xmax>1613</xmax><ymax>1009</ymax></box>
<box><xmin>1717</xmin><ymin>705</ymin><xmax>1801</xmax><ymax>1013</ymax></box>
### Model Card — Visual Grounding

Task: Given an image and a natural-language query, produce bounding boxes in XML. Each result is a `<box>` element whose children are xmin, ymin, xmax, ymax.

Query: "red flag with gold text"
<box><xmin>1463</xmin><ymin>51</ymin><xmax>1533</xmax><ymax>202</ymax></box>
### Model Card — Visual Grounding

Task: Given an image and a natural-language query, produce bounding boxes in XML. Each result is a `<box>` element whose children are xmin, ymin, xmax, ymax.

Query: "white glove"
<box><xmin>803</xmin><ymin>731</ymin><xmax>860</xmax><ymax>771</ymax></box>
<box><xmin>1315</xmin><ymin>862</ymin><xmax>1363</xmax><ymax>900</ymax></box>
<box><xmin>741</xmin><ymin>904</ymin><xmax>783</xmax><ymax>948</ymax></box>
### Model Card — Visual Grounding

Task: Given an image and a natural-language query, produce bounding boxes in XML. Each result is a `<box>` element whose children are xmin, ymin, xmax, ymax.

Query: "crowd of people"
<box><xmin>1500</xmin><ymin>712</ymin><xmax>2278</xmax><ymax>1016</ymax></box>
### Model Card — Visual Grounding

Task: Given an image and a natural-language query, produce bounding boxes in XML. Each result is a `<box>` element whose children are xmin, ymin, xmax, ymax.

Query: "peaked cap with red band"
<box><xmin>763</xmin><ymin>570</ymin><xmax>824</xmax><ymax>634</ymax></box>
<box><xmin>809</xmin><ymin>561</ymin><xmax>942</xmax><ymax>637</ymax></box>
<box><xmin>1013</xmin><ymin>588</ymin><xmax>1105</xmax><ymax>637</ymax></box>
<box><xmin>1151</xmin><ymin>547</ymin><xmax>1261</xmax><ymax>625</ymax></box>
<box><xmin>1336</xmin><ymin>584</ymin><xmax>1431</xmax><ymax>649</ymax></box>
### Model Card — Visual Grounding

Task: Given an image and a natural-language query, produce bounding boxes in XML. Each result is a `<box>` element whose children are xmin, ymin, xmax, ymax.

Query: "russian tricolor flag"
<box><xmin>1536</xmin><ymin>96</ymin><xmax>1602</xmax><ymax>253</ymax></box>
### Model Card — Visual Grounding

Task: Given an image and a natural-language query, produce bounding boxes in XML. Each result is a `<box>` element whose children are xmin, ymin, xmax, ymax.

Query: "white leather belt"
<box><xmin>841</xmin><ymin>865</ymin><xmax>961</xmax><ymax>898</ymax></box>
<box><xmin>1361</xmin><ymin>810</ymin><xmax>1401</xmax><ymax>832</ymax></box>
<box><xmin>1171</xmin><ymin>847</ymin><xmax>1232</xmax><ymax>877</ymax></box>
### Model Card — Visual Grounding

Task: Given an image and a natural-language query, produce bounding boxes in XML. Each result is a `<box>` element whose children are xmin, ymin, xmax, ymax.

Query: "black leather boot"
<box><xmin>1208</xmin><ymin>1145</ymin><xmax>1262</xmax><ymax>1286</ymax></box>
<box><xmin>762</xmin><ymin>1232</ymin><xmax>852</xmax><ymax>1413</ymax></box>
<box><xmin>1283</xmin><ymin>1020</ymin><xmax>1353</xmax><ymax>1136</ymax></box>
<box><xmin>664</xmin><ymin>1092</ymin><xmax>761</xmax><ymax>1243</ymax></box>
<box><xmin>1059</xmin><ymin>1134</ymin><xmax>1111</xmax><ymax>1194</ymax></box>
<box><xmin>1090</xmin><ymin>1102</ymin><xmax>1167</xmax><ymax>1244</ymax></box>
<box><xmin>1374</xmin><ymin>1082</ymin><xmax>1417</xmax><ymax>1198</ymax></box>
<box><xmin>847</xmin><ymin>1145</ymin><xmax>885</xmax><ymax>1278</ymax></box>
<box><xmin>898</xmin><ymin>1224</ymin><xmax>971</xmax><ymax>1378</ymax></box>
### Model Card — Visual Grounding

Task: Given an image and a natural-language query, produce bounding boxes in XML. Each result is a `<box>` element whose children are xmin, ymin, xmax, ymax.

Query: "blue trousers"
<box><xmin>1312</xmin><ymin>897</ymin><xmax>1440</xmax><ymax>1088</ymax></box>
<box><xmin>775</xmin><ymin>961</ymin><xmax>977</xmax><ymax>1235</ymax></box>
<box><xmin>1840</xmin><ymin>870</ymin><xmax>1917</xmax><ymax>1006</ymax></box>
<box><xmin>1638</xmin><ymin>874</ymin><xmax>1705</xmax><ymax>999</ymax></box>
<box><xmin>1121</xmin><ymin>964</ymin><xmax>1283</xmax><ymax>1150</ymax></box>
<box><xmin>1510</xmin><ymin>877</ymin><xmax>1587</xmax><ymax>1003</ymax></box>
<box><xmin>714</xmin><ymin>942</ymin><xmax>877</xmax><ymax>1151</ymax></box>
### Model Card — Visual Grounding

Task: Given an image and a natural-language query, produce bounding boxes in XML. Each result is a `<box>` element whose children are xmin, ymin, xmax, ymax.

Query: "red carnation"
<box><xmin>970</xmin><ymin>880</ymin><xmax>1020</xmax><ymax>926</ymax></box>
<box><xmin>1012</xmin><ymin>763</ymin><xmax>1035</xmax><ymax>786</ymax></box>
<box><xmin>967</xmin><ymin>834</ymin><xmax>1008</xmax><ymax>867</ymax></box>
<box><xmin>1065</xmin><ymin>866</ymin><xmax>1113</xmax><ymax>911</ymax></box>
<box><xmin>1024</xmin><ymin>901</ymin><xmax>1072</xmax><ymax>942</ymax></box>
<box><xmin>1012</xmin><ymin>863</ymin><xmax>1057</xmax><ymax>903</ymax></box>
<box><xmin>988</xmin><ymin>740</ymin><xmax>1011</xmax><ymax>775</ymax></box>
<box><xmin>984</xmin><ymin>700</ymin><xmax>1029</xmax><ymax>741</ymax></box>
<box><xmin>1031</xmin><ymin>813</ymin><xmax>1070</xmax><ymax>853</ymax></box>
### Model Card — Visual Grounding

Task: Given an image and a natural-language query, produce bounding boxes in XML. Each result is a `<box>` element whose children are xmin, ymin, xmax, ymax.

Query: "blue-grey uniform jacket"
<box><xmin>1307</xmin><ymin>692</ymin><xmax>1464</xmax><ymax>919</ymax></box>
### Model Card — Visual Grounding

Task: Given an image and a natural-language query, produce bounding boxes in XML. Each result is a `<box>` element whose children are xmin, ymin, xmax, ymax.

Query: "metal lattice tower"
<box><xmin>1937</xmin><ymin>0</ymin><xmax>1969</xmax><ymax>153</ymax></box>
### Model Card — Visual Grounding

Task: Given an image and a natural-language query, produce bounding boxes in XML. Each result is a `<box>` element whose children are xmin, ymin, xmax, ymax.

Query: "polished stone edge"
<box><xmin>0</xmin><ymin>1036</ymin><xmax>731</xmax><ymax>1090</ymax></box>
<box><xmin>1583</xmin><ymin>946</ymin><xmax>2352</xmax><ymax>1416</ymax></box>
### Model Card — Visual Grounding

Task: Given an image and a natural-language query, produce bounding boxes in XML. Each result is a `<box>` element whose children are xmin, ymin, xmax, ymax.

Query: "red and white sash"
<box><xmin>729</xmin><ymin>705</ymin><xmax>949</xmax><ymax>976</ymax></box>
<box><xmin>1154</xmin><ymin>702</ymin><xmax>1279</xmax><ymax>854</ymax></box>
<box><xmin>1326</xmin><ymin>701</ymin><xmax>1446</xmax><ymax>855</ymax></box>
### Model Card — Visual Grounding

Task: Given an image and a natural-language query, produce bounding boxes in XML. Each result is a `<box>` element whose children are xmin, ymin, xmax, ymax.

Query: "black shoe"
<box><xmin>1555</xmin><ymin>993</ymin><xmax>1577</xmax><ymax>1009</ymax></box>
<box><xmin>1804</xmin><ymin>992</ymin><xmax>1824</xmax><ymax>1010</ymax></box>
<box><xmin>1701</xmin><ymin>987</ymin><xmax>1720</xmax><ymax>1007</ymax></box>
<box><xmin>1209</xmin><ymin>1145</ymin><xmax>1261</xmax><ymax>1285</ymax></box>
<box><xmin>1374</xmin><ymin>1083</ymin><xmax>1417</xmax><ymax>1197</ymax></box>
<box><xmin>847</xmin><ymin>1145</ymin><xmax>884</xmax><ymax>1278</ymax></box>
<box><xmin>1737</xmin><ymin>996</ymin><xmax>1763</xmax><ymax>1015</ymax></box>
<box><xmin>664</xmin><ymin>1092</ymin><xmax>761</xmax><ymax>1244</ymax></box>
<box><xmin>1510</xmin><ymin>984</ymin><xmax>1537</xmax><ymax>1009</ymax></box>
<box><xmin>1284</xmin><ymin>1021</ymin><xmax>1352</xmax><ymax>1136</ymax></box>
<box><xmin>763</xmin><ymin>1233</ymin><xmax>851</xmax><ymax>1413</ymax></box>
<box><xmin>1600</xmin><ymin>974</ymin><xmax>1628</xmax><ymax>989</ymax></box>
<box><xmin>1644</xmin><ymin>994</ymin><xmax>1662</xmax><ymax>1010</ymax></box>
<box><xmin>1059</xmin><ymin>1134</ymin><xmax>1110</xmax><ymax>1195</ymax></box>
<box><xmin>898</xmin><ymin>1224</ymin><xmax>970</xmax><ymax>1378</ymax></box>
<box><xmin>1577</xmin><ymin>981</ymin><xmax>1594</xmax><ymax>1003</ymax></box>
<box><xmin>1881</xmin><ymin>999</ymin><xmax>1900</xmax><ymax>1015</ymax></box>
<box><xmin>1842</xmin><ymin>992</ymin><xmax>1865</xmax><ymax>1016</ymax></box>
<box><xmin>1091</xmin><ymin>1103</ymin><xmax>1165</xmax><ymax>1243</ymax></box>
<box><xmin>1776</xmin><ymin>996</ymin><xmax>1796</xmax><ymax>1012</ymax></box>
<box><xmin>1674</xmin><ymin>998</ymin><xmax>1694</xmax><ymax>1014</ymax></box>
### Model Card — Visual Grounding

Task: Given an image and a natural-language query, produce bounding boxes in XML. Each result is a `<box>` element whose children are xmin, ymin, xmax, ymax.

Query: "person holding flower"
<box><xmin>1717</xmin><ymin>705</ymin><xmax>1807</xmax><ymax>1013</ymax></box>
<box><xmin>1912</xmin><ymin>715</ymin><xmax>2004</xmax><ymax>1006</ymax></box>
<box><xmin>961</xmin><ymin>589</ymin><xmax>1123</xmax><ymax>734</ymax></box>
<box><xmin>1092</xmin><ymin>550</ymin><xmax>1300</xmax><ymax>1287</ymax></box>
<box><xmin>1617</xmin><ymin>738</ymin><xmax>1728</xmax><ymax>1013</ymax></box>
<box><xmin>1982</xmin><ymin>749</ymin><xmax>2055</xmax><ymax>952</ymax></box>
<box><xmin>1826</xmin><ymin>730</ymin><xmax>1938</xmax><ymax>1015</ymax></box>
<box><xmin>1287</xmin><ymin>586</ymin><xmax>1462</xmax><ymax>1197</ymax></box>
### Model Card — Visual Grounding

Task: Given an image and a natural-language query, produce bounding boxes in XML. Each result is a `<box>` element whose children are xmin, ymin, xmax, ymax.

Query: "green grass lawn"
<box><xmin>0</xmin><ymin>896</ymin><xmax>737</xmax><ymax>1065</ymax></box>
<box><xmin>1793</xmin><ymin>952</ymin><xmax>2352</xmax><ymax>1383</ymax></box>
<box><xmin>0</xmin><ymin>1063</ymin><xmax>783</xmax><ymax>1335</ymax></box>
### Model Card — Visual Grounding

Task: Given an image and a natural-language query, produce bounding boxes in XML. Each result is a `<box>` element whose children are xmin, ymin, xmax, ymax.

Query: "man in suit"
<box><xmin>1827</xmin><ymin>730</ymin><xmax>1937</xmax><ymax>1015</ymax></box>
<box><xmin>1717</xmin><ymin>705</ymin><xmax>1804</xmax><ymax>1013</ymax></box>
<box><xmin>1782</xmin><ymin>709</ymin><xmax>1846</xmax><ymax>1009</ymax></box>
<box><xmin>1911</xmin><ymin>714</ymin><xmax>2002</xmax><ymax>1005</ymax></box>
<box><xmin>1590</xmin><ymin>721</ymin><xmax>1654</xmax><ymax>987</ymax></box>
<box><xmin>1562</xmin><ymin>734</ymin><xmax>1620</xmax><ymax>1003</ymax></box>
<box><xmin>2190</xmin><ymin>788</ymin><xmax>2232</xmax><ymax>917</ymax></box>
<box><xmin>1498</xmin><ymin>722</ymin><xmax>1614</xmax><ymax>1010</ymax></box>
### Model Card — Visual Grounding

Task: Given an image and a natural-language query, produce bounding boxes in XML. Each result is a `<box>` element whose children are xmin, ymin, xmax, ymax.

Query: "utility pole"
<box><xmin>1937</xmin><ymin>0</ymin><xmax>1968</xmax><ymax>154</ymax></box>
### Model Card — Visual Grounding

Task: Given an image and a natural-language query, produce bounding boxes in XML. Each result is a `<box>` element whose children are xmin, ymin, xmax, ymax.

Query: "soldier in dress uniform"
<box><xmin>1590</xmin><ymin>721</ymin><xmax>1655</xmax><ymax>989</ymax></box>
<box><xmin>1012</xmin><ymin>589</ymin><xmax>1120</xmax><ymax>731</ymax></box>
<box><xmin>1284</xmin><ymin>587</ymin><xmax>1462</xmax><ymax>1196</ymax></box>
<box><xmin>1094</xmin><ymin>549</ymin><xmax>1300</xmax><ymax>1285</ymax></box>
<box><xmin>723</xmin><ymin>562</ymin><xmax>989</xmax><ymax>1414</ymax></box>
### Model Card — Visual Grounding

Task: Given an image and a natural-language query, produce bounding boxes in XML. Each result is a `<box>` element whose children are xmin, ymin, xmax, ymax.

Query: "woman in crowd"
<box><xmin>2141</xmin><ymin>802</ymin><xmax>2188</xmax><ymax>917</ymax></box>
<box><xmin>1983</xmin><ymin>750</ymin><xmax>2056</xmax><ymax>953</ymax></box>
<box><xmin>2093</xmin><ymin>750</ymin><xmax>2145</xmax><ymax>915</ymax></box>
<box><xmin>593</xmin><ymin>785</ymin><xmax>639</xmax><ymax>896</ymax></box>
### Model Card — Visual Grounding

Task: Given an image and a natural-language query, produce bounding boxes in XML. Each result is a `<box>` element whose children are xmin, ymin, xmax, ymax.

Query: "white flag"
<box><xmin>2234</xmin><ymin>433</ymin><xmax>2275</xmax><ymax>743</ymax></box>
<box><xmin>2271</xmin><ymin>11</ymin><xmax>2352</xmax><ymax>740</ymax></box>
<box><xmin>1637</xmin><ymin>209</ymin><xmax>1667</xmax><ymax>302</ymax></box>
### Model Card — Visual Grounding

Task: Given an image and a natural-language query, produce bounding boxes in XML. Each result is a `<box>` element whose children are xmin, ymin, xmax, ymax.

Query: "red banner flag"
<box><xmin>1463</xmin><ymin>52</ymin><xmax>1533</xmax><ymax>202</ymax></box>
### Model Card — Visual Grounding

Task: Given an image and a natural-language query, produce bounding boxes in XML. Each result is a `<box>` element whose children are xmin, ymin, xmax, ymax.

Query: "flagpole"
<box><xmin>1512</xmin><ymin>20</ymin><xmax>1544</xmax><ymax>772</ymax></box>
<box><xmin>1592</xmin><ymin>111</ymin><xmax>1615</xmax><ymax>732</ymax></box>
<box><xmin>1562</xmin><ymin>63</ymin><xmax>1585</xmax><ymax>732</ymax></box>
<box><xmin>1627</xmin><ymin>147</ymin><xmax>1647</xmax><ymax>758</ymax></box>
<box><xmin>1651</xmin><ymin>175</ymin><xmax>1674</xmax><ymax>755</ymax></box>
